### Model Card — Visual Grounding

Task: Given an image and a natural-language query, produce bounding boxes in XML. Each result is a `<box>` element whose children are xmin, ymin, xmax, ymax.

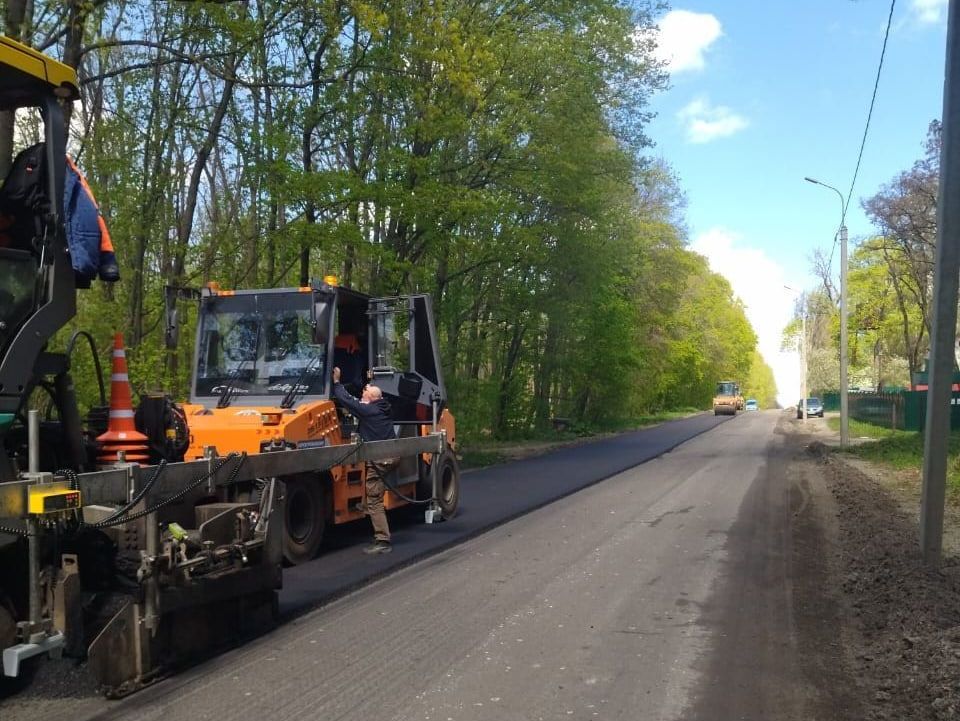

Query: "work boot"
<box><xmin>363</xmin><ymin>541</ymin><xmax>392</xmax><ymax>555</ymax></box>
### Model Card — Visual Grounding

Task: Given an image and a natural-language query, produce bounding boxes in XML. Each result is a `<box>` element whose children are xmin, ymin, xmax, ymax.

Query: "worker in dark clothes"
<box><xmin>331</xmin><ymin>366</ymin><xmax>397</xmax><ymax>554</ymax></box>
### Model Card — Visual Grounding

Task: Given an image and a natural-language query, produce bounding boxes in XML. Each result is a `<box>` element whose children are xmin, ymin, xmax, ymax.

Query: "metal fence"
<box><xmin>850</xmin><ymin>392</ymin><xmax>905</xmax><ymax>430</ymax></box>
<box><xmin>819</xmin><ymin>390</ymin><xmax>960</xmax><ymax>432</ymax></box>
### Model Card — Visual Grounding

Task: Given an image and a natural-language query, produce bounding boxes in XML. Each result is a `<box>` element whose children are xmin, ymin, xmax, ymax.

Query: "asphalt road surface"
<box><xmin>4</xmin><ymin>410</ymin><xmax>821</xmax><ymax>720</ymax></box>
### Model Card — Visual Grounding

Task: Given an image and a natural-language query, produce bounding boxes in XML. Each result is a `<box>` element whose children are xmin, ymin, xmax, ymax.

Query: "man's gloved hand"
<box><xmin>332</xmin><ymin>366</ymin><xmax>341</xmax><ymax>383</ymax></box>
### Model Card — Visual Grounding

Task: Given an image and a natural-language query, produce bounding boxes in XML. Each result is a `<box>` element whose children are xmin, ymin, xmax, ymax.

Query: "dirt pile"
<box><xmin>820</xmin><ymin>449</ymin><xmax>960</xmax><ymax>720</ymax></box>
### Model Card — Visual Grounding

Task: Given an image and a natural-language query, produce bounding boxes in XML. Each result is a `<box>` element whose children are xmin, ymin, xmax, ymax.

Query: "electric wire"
<box><xmin>827</xmin><ymin>0</ymin><xmax>898</xmax><ymax>273</ymax></box>
<box><xmin>844</xmin><ymin>0</ymin><xmax>897</xmax><ymax>226</ymax></box>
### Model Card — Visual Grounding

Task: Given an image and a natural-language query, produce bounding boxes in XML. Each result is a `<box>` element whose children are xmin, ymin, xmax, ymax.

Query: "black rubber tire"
<box><xmin>435</xmin><ymin>454</ymin><xmax>460</xmax><ymax>518</ymax></box>
<box><xmin>0</xmin><ymin>589</ymin><xmax>33</xmax><ymax>699</ymax></box>
<box><xmin>282</xmin><ymin>476</ymin><xmax>327</xmax><ymax>565</ymax></box>
<box><xmin>417</xmin><ymin>451</ymin><xmax>460</xmax><ymax>519</ymax></box>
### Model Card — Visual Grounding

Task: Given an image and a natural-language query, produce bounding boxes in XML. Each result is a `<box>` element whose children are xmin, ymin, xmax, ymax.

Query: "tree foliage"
<box><xmin>743</xmin><ymin>350</ymin><xmax>777</xmax><ymax>409</ymax></box>
<box><xmin>8</xmin><ymin>0</ymin><xmax>767</xmax><ymax>438</ymax></box>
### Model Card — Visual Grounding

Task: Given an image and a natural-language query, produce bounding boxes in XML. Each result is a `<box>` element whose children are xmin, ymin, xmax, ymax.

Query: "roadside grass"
<box><xmin>459</xmin><ymin>407</ymin><xmax>704</xmax><ymax>468</ymax></box>
<box><xmin>590</xmin><ymin>408</ymin><xmax>703</xmax><ymax>434</ymax></box>
<box><xmin>458</xmin><ymin>448</ymin><xmax>509</xmax><ymax>468</ymax></box>
<box><xmin>827</xmin><ymin>417</ymin><xmax>960</xmax><ymax>493</ymax></box>
<box><xmin>826</xmin><ymin>417</ymin><xmax>911</xmax><ymax>441</ymax></box>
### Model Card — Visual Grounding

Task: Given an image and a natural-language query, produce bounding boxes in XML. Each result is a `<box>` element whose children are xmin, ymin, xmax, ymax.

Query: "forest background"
<box><xmin>3</xmin><ymin>0</ymin><xmax>777</xmax><ymax>441</ymax></box>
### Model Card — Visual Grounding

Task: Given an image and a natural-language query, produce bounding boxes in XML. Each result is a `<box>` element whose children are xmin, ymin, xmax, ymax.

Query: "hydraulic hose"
<box><xmin>330</xmin><ymin>437</ymin><xmax>436</xmax><ymax>505</ymax></box>
<box><xmin>91</xmin><ymin>459</ymin><xmax>167</xmax><ymax>526</ymax></box>
<box><xmin>86</xmin><ymin>453</ymin><xmax>246</xmax><ymax>529</ymax></box>
<box><xmin>66</xmin><ymin>330</ymin><xmax>107</xmax><ymax>407</ymax></box>
<box><xmin>374</xmin><ymin>462</ymin><xmax>433</xmax><ymax>504</ymax></box>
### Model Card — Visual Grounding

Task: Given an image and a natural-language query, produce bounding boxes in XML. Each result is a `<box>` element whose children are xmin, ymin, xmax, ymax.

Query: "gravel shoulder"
<box><xmin>784</xmin><ymin>413</ymin><xmax>960</xmax><ymax>720</ymax></box>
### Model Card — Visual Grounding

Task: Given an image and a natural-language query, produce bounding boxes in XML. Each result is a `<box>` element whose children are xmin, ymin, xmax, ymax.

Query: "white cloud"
<box><xmin>911</xmin><ymin>0</ymin><xmax>947</xmax><ymax>24</ymax></box>
<box><xmin>677</xmin><ymin>98</ymin><xmax>749</xmax><ymax>144</ymax></box>
<box><xmin>653</xmin><ymin>10</ymin><xmax>722</xmax><ymax>74</ymax></box>
<box><xmin>691</xmin><ymin>228</ymin><xmax>802</xmax><ymax>407</ymax></box>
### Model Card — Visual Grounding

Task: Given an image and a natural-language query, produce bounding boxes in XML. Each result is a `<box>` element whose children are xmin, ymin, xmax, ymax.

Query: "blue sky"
<box><xmin>645</xmin><ymin>0</ymin><xmax>948</xmax><ymax>403</ymax></box>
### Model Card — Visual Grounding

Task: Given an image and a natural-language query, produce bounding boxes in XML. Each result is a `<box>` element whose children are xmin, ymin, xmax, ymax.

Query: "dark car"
<box><xmin>797</xmin><ymin>397</ymin><xmax>824</xmax><ymax>419</ymax></box>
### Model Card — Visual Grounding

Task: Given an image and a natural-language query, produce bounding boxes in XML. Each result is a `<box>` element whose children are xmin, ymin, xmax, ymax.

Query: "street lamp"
<box><xmin>804</xmin><ymin>176</ymin><xmax>849</xmax><ymax>447</ymax></box>
<box><xmin>785</xmin><ymin>286</ymin><xmax>808</xmax><ymax>422</ymax></box>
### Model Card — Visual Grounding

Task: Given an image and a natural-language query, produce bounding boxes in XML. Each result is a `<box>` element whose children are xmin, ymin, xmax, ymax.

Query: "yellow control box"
<box><xmin>27</xmin><ymin>486</ymin><xmax>81</xmax><ymax>515</ymax></box>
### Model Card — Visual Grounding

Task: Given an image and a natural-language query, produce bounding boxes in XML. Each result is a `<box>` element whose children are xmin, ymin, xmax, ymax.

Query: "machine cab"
<box><xmin>188</xmin><ymin>283</ymin><xmax>446</xmax><ymax>421</ymax></box>
<box><xmin>191</xmin><ymin>285</ymin><xmax>334</xmax><ymax>407</ymax></box>
<box><xmin>366</xmin><ymin>295</ymin><xmax>446</xmax><ymax>422</ymax></box>
<box><xmin>331</xmin><ymin>291</ymin><xmax>447</xmax><ymax>423</ymax></box>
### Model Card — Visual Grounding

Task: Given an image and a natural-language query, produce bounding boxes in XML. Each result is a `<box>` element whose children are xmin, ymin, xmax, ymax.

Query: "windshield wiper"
<box><xmin>217</xmin><ymin>323</ymin><xmax>261</xmax><ymax>409</ymax></box>
<box><xmin>280</xmin><ymin>353</ymin><xmax>323</xmax><ymax>409</ymax></box>
<box><xmin>216</xmin><ymin>362</ymin><xmax>248</xmax><ymax>409</ymax></box>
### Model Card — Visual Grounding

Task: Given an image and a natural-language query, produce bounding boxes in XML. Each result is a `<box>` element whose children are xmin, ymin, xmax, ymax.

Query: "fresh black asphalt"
<box><xmin>279</xmin><ymin>412</ymin><xmax>730</xmax><ymax>615</ymax></box>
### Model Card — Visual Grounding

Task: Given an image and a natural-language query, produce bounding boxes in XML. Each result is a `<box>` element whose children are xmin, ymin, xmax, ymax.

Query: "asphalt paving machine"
<box><xmin>0</xmin><ymin>36</ymin><xmax>458</xmax><ymax>696</ymax></box>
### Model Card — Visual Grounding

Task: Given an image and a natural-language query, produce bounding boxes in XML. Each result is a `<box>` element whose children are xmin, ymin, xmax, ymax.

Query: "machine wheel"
<box><xmin>0</xmin><ymin>591</ymin><xmax>32</xmax><ymax>698</ymax></box>
<box><xmin>435</xmin><ymin>453</ymin><xmax>460</xmax><ymax>518</ymax></box>
<box><xmin>440</xmin><ymin>451</ymin><xmax>460</xmax><ymax>518</ymax></box>
<box><xmin>282</xmin><ymin>475</ymin><xmax>327</xmax><ymax>565</ymax></box>
<box><xmin>0</xmin><ymin>593</ymin><xmax>15</xmax><ymax>652</ymax></box>
<box><xmin>417</xmin><ymin>450</ymin><xmax>460</xmax><ymax>519</ymax></box>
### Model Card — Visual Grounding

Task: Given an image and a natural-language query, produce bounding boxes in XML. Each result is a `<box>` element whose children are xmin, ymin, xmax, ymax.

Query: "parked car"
<box><xmin>797</xmin><ymin>397</ymin><xmax>824</xmax><ymax>418</ymax></box>
<box><xmin>745</xmin><ymin>399</ymin><xmax>759</xmax><ymax>411</ymax></box>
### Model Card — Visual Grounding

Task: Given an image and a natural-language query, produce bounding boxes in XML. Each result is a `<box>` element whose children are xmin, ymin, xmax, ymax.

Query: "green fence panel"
<box><xmin>843</xmin><ymin>391</ymin><xmax>960</xmax><ymax>432</ymax></box>
<box><xmin>849</xmin><ymin>392</ymin><xmax>904</xmax><ymax>430</ymax></box>
<box><xmin>904</xmin><ymin>392</ymin><xmax>924</xmax><ymax>432</ymax></box>
<box><xmin>901</xmin><ymin>390</ymin><xmax>960</xmax><ymax>432</ymax></box>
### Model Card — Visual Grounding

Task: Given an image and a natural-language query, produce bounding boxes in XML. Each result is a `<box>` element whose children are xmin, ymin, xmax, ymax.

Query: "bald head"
<box><xmin>361</xmin><ymin>384</ymin><xmax>383</xmax><ymax>403</ymax></box>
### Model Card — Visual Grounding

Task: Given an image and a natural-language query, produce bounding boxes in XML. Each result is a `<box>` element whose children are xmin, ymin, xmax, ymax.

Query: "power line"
<box><xmin>828</xmin><ymin>0</ymin><xmax>898</xmax><ymax>273</ymax></box>
<box><xmin>844</xmin><ymin>0</ymin><xmax>898</xmax><ymax>225</ymax></box>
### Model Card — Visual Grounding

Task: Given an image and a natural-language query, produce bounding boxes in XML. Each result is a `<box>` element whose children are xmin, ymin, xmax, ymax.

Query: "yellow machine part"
<box><xmin>27</xmin><ymin>484</ymin><xmax>81</xmax><ymax>515</ymax></box>
<box><xmin>0</xmin><ymin>35</ymin><xmax>79</xmax><ymax>107</ymax></box>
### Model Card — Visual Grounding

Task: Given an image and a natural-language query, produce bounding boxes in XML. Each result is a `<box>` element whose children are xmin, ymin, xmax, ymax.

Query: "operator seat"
<box><xmin>0</xmin><ymin>142</ymin><xmax>47</xmax><ymax>254</ymax></box>
<box><xmin>333</xmin><ymin>333</ymin><xmax>366</xmax><ymax>396</ymax></box>
<box><xmin>0</xmin><ymin>144</ymin><xmax>47</xmax><ymax>354</ymax></box>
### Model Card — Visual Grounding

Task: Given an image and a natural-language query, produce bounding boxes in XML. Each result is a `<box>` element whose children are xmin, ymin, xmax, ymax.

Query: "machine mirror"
<box><xmin>164</xmin><ymin>286</ymin><xmax>180</xmax><ymax>349</ymax></box>
<box><xmin>164</xmin><ymin>285</ymin><xmax>201</xmax><ymax>350</ymax></box>
<box><xmin>312</xmin><ymin>297</ymin><xmax>332</xmax><ymax>345</ymax></box>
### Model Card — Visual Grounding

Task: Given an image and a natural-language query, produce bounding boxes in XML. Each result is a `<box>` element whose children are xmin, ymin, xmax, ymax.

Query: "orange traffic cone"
<box><xmin>97</xmin><ymin>333</ymin><xmax>150</xmax><ymax>466</ymax></box>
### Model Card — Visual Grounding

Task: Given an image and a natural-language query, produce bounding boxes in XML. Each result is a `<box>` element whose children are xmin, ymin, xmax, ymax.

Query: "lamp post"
<box><xmin>804</xmin><ymin>176</ymin><xmax>849</xmax><ymax>447</ymax></box>
<box><xmin>785</xmin><ymin>286</ymin><xmax>808</xmax><ymax>422</ymax></box>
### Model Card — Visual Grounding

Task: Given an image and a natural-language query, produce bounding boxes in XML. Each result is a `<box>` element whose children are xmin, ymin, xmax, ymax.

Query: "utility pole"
<box><xmin>802</xmin><ymin>311</ymin><xmax>808</xmax><ymax>422</ymax></box>
<box><xmin>921</xmin><ymin>0</ymin><xmax>960</xmax><ymax>566</ymax></box>
<box><xmin>786</xmin><ymin>285</ymin><xmax>808</xmax><ymax>422</ymax></box>
<box><xmin>804</xmin><ymin>177</ymin><xmax>849</xmax><ymax>446</ymax></box>
<box><xmin>840</xmin><ymin>223</ymin><xmax>849</xmax><ymax>446</ymax></box>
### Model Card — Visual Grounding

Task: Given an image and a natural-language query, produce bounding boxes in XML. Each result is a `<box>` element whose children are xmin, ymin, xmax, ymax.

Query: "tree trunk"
<box><xmin>0</xmin><ymin>0</ymin><xmax>30</xmax><ymax>176</ymax></box>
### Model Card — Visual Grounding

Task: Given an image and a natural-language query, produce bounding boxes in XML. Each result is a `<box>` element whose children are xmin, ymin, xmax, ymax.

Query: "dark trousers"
<box><xmin>364</xmin><ymin>459</ymin><xmax>398</xmax><ymax>542</ymax></box>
